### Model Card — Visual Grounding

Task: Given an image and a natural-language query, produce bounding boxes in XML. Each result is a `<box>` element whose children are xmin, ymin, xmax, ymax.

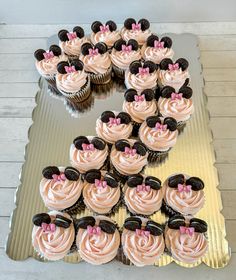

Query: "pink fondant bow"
<box><xmin>89</xmin><ymin>48</ymin><xmax>99</xmax><ymax>56</ymax></box>
<box><xmin>41</xmin><ymin>223</ymin><xmax>56</xmax><ymax>233</ymax></box>
<box><xmin>134</xmin><ymin>94</ymin><xmax>145</xmax><ymax>102</ymax></box>
<box><xmin>82</xmin><ymin>143</ymin><xmax>95</xmax><ymax>151</ymax></box>
<box><xmin>136</xmin><ymin>229</ymin><xmax>150</xmax><ymax>237</ymax></box>
<box><xmin>132</xmin><ymin>23</ymin><xmax>141</xmax><ymax>31</ymax></box>
<box><xmin>155</xmin><ymin>122</ymin><xmax>167</xmax><ymax>131</ymax></box>
<box><xmin>179</xmin><ymin>226</ymin><xmax>195</xmax><ymax>236</ymax></box>
<box><xmin>136</xmin><ymin>183</ymin><xmax>151</xmax><ymax>193</ymax></box>
<box><xmin>177</xmin><ymin>184</ymin><xmax>192</xmax><ymax>193</ymax></box>
<box><xmin>121</xmin><ymin>44</ymin><xmax>132</xmax><ymax>52</ymax></box>
<box><xmin>100</xmin><ymin>24</ymin><xmax>109</xmax><ymax>33</ymax></box>
<box><xmin>168</xmin><ymin>63</ymin><xmax>179</xmax><ymax>71</ymax></box>
<box><xmin>87</xmin><ymin>225</ymin><xmax>101</xmax><ymax>236</ymax></box>
<box><xmin>67</xmin><ymin>32</ymin><xmax>77</xmax><ymax>40</ymax></box>
<box><xmin>95</xmin><ymin>179</ymin><xmax>107</xmax><ymax>188</ymax></box>
<box><xmin>43</xmin><ymin>51</ymin><xmax>54</xmax><ymax>60</ymax></box>
<box><xmin>138</xmin><ymin>67</ymin><xmax>149</xmax><ymax>75</ymax></box>
<box><xmin>124</xmin><ymin>147</ymin><xmax>137</xmax><ymax>156</ymax></box>
<box><xmin>171</xmin><ymin>92</ymin><xmax>183</xmax><ymax>100</ymax></box>
<box><xmin>154</xmin><ymin>40</ymin><xmax>164</xmax><ymax>49</ymax></box>
<box><xmin>52</xmin><ymin>173</ymin><xmax>66</xmax><ymax>181</ymax></box>
<box><xmin>109</xmin><ymin>117</ymin><xmax>121</xmax><ymax>126</ymax></box>
<box><xmin>65</xmin><ymin>65</ymin><xmax>76</xmax><ymax>73</ymax></box>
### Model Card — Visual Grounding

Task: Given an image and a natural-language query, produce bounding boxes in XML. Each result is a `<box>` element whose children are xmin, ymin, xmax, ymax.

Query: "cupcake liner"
<box><xmin>161</xmin><ymin>199</ymin><xmax>181</xmax><ymax>217</ymax></box>
<box><xmin>61</xmin><ymin>195</ymin><xmax>86</xmax><ymax>215</ymax></box>
<box><xmin>42</xmin><ymin>74</ymin><xmax>56</xmax><ymax>82</ymax></box>
<box><xmin>145</xmin><ymin>146</ymin><xmax>170</xmax><ymax>164</ymax></box>
<box><xmin>116</xmin><ymin>247</ymin><xmax>132</xmax><ymax>265</ymax></box>
<box><xmin>177</xmin><ymin>121</ymin><xmax>187</xmax><ymax>134</ymax></box>
<box><xmin>67</xmin><ymin>54</ymin><xmax>80</xmax><ymax>61</ymax></box>
<box><xmin>91</xmin><ymin>79</ymin><xmax>113</xmax><ymax>97</ymax></box>
<box><xmin>131</xmin><ymin>121</ymin><xmax>141</xmax><ymax>137</ymax></box>
<box><xmin>89</xmin><ymin>66</ymin><xmax>112</xmax><ymax>85</ymax></box>
<box><xmin>112</xmin><ymin>64</ymin><xmax>125</xmax><ymax>79</ymax></box>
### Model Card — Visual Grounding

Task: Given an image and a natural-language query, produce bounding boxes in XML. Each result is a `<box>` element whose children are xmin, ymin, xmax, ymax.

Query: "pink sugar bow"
<box><xmin>109</xmin><ymin>117</ymin><xmax>121</xmax><ymax>126</ymax></box>
<box><xmin>168</xmin><ymin>63</ymin><xmax>179</xmax><ymax>71</ymax></box>
<box><xmin>82</xmin><ymin>143</ymin><xmax>95</xmax><ymax>151</ymax></box>
<box><xmin>179</xmin><ymin>226</ymin><xmax>195</xmax><ymax>236</ymax></box>
<box><xmin>43</xmin><ymin>51</ymin><xmax>54</xmax><ymax>60</ymax></box>
<box><xmin>136</xmin><ymin>183</ymin><xmax>151</xmax><ymax>193</ymax></box>
<box><xmin>138</xmin><ymin>67</ymin><xmax>149</xmax><ymax>76</ymax></box>
<box><xmin>134</xmin><ymin>94</ymin><xmax>145</xmax><ymax>102</ymax></box>
<box><xmin>154</xmin><ymin>40</ymin><xmax>164</xmax><ymax>49</ymax></box>
<box><xmin>121</xmin><ymin>44</ymin><xmax>132</xmax><ymax>53</ymax></box>
<box><xmin>65</xmin><ymin>65</ymin><xmax>76</xmax><ymax>73</ymax></box>
<box><xmin>100</xmin><ymin>25</ymin><xmax>110</xmax><ymax>33</ymax></box>
<box><xmin>87</xmin><ymin>225</ymin><xmax>101</xmax><ymax>236</ymax></box>
<box><xmin>95</xmin><ymin>179</ymin><xmax>107</xmax><ymax>188</ymax></box>
<box><xmin>124</xmin><ymin>147</ymin><xmax>137</xmax><ymax>156</ymax></box>
<box><xmin>136</xmin><ymin>229</ymin><xmax>150</xmax><ymax>237</ymax></box>
<box><xmin>41</xmin><ymin>223</ymin><xmax>56</xmax><ymax>233</ymax></box>
<box><xmin>89</xmin><ymin>48</ymin><xmax>99</xmax><ymax>56</ymax></box>
<box><xmin>171</xmin><ymin>92</ymin><xmax>183</xmax><ymax>100</ymax></box>
<box><xmin>52</xmin><ymin>173</ymin><xmax>66</xmax><ymax>182</ymax></box>
<box><xmin>177</xmin><ymin>184</ymin><xmax>192</xmax><ymax>193</ymax></box>
<box><xmin>67</xmin><ymin>32</ymin><xmax>77</xmax><ymax>40</ymax></box>
<box><xmin>132</xmin><ymin>23</ymin><xmax>141</xmax><ymax>31</ymax></box>
<box><xmin>155</xmin><ymin>122</ymin><xmax>167</xmax><ymax>131</ymax></box>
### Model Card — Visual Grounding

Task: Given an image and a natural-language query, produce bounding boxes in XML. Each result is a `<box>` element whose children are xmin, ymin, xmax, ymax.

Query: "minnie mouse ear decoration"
<box><xmin>160</xmin><ymin>86</ymin><xmax>176</xmax><ymax>98</ymax></box>
<box><xmin>91</xmin><ymin>21</ymin><xmax>103</xmax><ymax>33</ymax></box>
<box><xmin>81</xmin><ymin>42</ymin><xmax>93</xmax><ymax>56</ymax></box>
<box><xmin>129</xmin><ymin>60</ymin><xmax>142</xmax><ymax>74</ymax></box>
<box><xmin>114</xmin><ymin>39</ymin><xmax>126</xmax><ymax>51</ymax></box>
<box><xmin>124</xmin><ymin>18</ymin><xmax>136</xmax><ymax>29</ymax></box>
<box><xmin>58</xmin><ymin>29</ymin><xmax>69</xmax><ymax>41</ymax></box>
<box><xmin>168</xmin><ymin>214</ymin><xmax>186</xmax><ymax>229</ymax></box>
<box><xmin>57</xmin><ymin>61</ymin><xmax>70</xmax><ymax>74</ymax></box>
<box><xmin>70</xmin><ymin>59</ymin><xmax>84</xmax><ymax>71</ymax></box>
<box><xmin>146</xmin><ymin>35</ymin><xmax>159</xmax><ymax>47</ymax></box>
<box><xmin>175</xmin><ymin>58</ymin><xmax>189</xmax><ymax>71</ymax></box>
<box><xmin>138</xmin><ymin>19</ymin><xmax>150</xmax><ymax>31</ymax></box>
<box><xmin>127</xmin><ymin>39</ymin><xmax>139</xmax><ymax>51</ymax></box>
<box><xmin>106</xmin><ymin>20</ymin><xmax>117</xmax><ymax>32</ymax></box>
<box><xmin>73</xmin><ymin>26</ymin><xmax>85</xmax><ymax>38</ymax></box>
<box><xmin>124</xmin><ymin>88</ymin><xmax>137</xmax><ymax>102</ymax></box>
<box><xmin>95</xmin><ymin>42</ymin><xmax>108</xmax><ymax>54</ymax></box>
<box><xmin>34</xmin><ymin>49</ymin><xmax>46</xmax><ymax>61</ymax></box>
<box><xmin>179</xmin><ymin>86</ymin><xmax>193</xmax><ymax>99</ymax></box>
<box><xmin>49</xmin><ymin>45</ymin><xmax>61</xmax><ymax>56</ymax></box>
<box><xmin>161</xmin><ymin>37</ymin><xmax>172</xmax><ymax>48</ymax></box>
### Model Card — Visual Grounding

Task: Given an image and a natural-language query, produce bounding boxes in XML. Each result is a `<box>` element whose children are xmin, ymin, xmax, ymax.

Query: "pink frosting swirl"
<box><xmin>39</xmin><ymin>167</ymin><xmax>83</xmax><ymax>211</ymax></box>
<box><xmin>76</xmin><ymin>216</ymin><xmax>120</xmax><ymax>265</ymax></box>
<box><xmin>163</xmin><ymin>175</ymin><xmax>205</xmax><ymax>216</ymax></box>
<box><xmin>110</xmin><ymin>139</ymin><xmax>148</xmax><ymax>175</ymax></box>
<box><xmin>32</xmin><ymin>211</ymin><xmax>75</xmax><ymax>261</ymax></box>
<box><xmin>110</xmin><ymin>48</ymin><xmax>141</xmax><ymax>70</ymax></box>
<box><xmin>139</xmin><ymin>121</ymin><xmax>178</xmax><ymax>152</ymax></box>
<box><xmin>59</xmin><ymin>37</ymin><xmax>89</xmax><ymax>56</ymax></box>
<box><xmin>123</xmin><ymin>99</ymin><xmax>157</xmax><ymax>124</ymax></box>
<box><xmin>121</xmin><ymin>27</ymin><xmax>152</xmax><ymax>46</ymax></box>
<box><xmin>70</xmin><ymin>136</ymin><xmax>108</xmax><ymax>174</ymax></box>
<box><xmin>141</xmin><ymin>45</ymin><xmax>174</xmax><ymax>64</ymax></box>
<box><xmin>79</xmin><ymin>53</ymin><xmax>111</xmax><ymax>74</ymax></box>
<box><xmin>158</xmin><ymin>69</ymin><xmax>190</xmax><ymax>91</ymax></box>
<box><xmin>90</xmin><ymin>30</ymin><xmax>121</xmax><ymax>48</ymax></box>
<box><xmin>56</xmin><ymin>70</ymin><xmax>88</xmax><ymax>93</ymax></box>
<box><xmin>158</xmin><ymin>96</ymin><xmax>194</xmax><ymax>122</ymax></box>
<box><xmin>165</xmin><ymin>227</ymin><xmax>208</xmax><ymax>263</ymax></box>
<box><xmin>125</xmin><ymin>70</ymin><xmax>158</xmax><ymax>91</ymax></box>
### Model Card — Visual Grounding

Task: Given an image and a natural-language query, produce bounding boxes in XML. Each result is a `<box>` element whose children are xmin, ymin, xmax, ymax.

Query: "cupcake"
<box><xmin>39</xmin><ymin>166</ymin><xmax>83</xmax><ymax>214</ymax></box>
<box><xmin>32</xmin><ymin>211</ymin><xmax>75</xmax><ymax>261</ymax></box>
<box><xmin>80</xmin><ymin>42</ymin><xmax>112</xmax><ymax>84</ymax></box>
<box><xmin>110</xmin><ymin>39</ymin><xmax>141</xmax><ymax>79</ymax></box>
<box><xmin>110</xmin><ymin>139</ymin><xmax>148</xmax><ymax>181</ymax></box>
<box><xmin>70</xmin><ymin>136</ymin><xmax>108</xmax><ymax>174</ymax></box>
<box><xmin>90</xmin><ymin>20</ymin><xmax>121</xmax><ymax>49</ymax></box>
<box><xmin>125</xmin><ymin>60</ymin><xmax>158</xmax><ymax>91</ymax></box>
<box><xmin>121</xmin><ymin>18</ymin><xmax>152</xmax><ymax>46</ymax></box>
<box><xmin>58</xmin><ymin>26</ymin><xmax>89</xmax><ymax>59</ymax></box>
<box><xmin>83</xmin><ymin>169</ymin><xmax>121</xmax><ymax>215</ymax></box>
<box><xmin>141</xmin><ymin>34</ymin><xmax>174</xmax><ymax>65</ymax></box>
<box><xmin>56</xmin><ymin>59</ymin><xmax>91</xmax><ymax>102</ymax></box>
<box><xmin>76</xmin><ymin>215</ymin><xmax>120</xmax><ymax>265</ymax></box>
<box><xmin>165</xmin><ymin>215</ymin><xmax>208</xmax><ymax>264</ymax></box>
<box><xmin>162</xmin><ymin>174</ymin><xmax>205</xmax><ymax>217</ymax></box>
<box><xmin>124</xmin><ymin>174</ymin><xmax>163</xmax><ymax>216</ymax></box>
<box><xmin>34</xmin><ymin>45</ymin><xmax>67</xmax><ymax>81</ymax></box>
<box><xmin>95</xmin><ymin>110</ymin><xmax>132</xmax><ymax>146</ymax></box>
<box><xmin>123</xmin><ymin>88</ymin><xmax>157</xmax><ymax>135</ymax></box>
<box><xmin>139</xmin><ymin>116</ymin><xmax>178</xmax><ymax>163</ymax></box>
<box><xmin>121</xmin><ymin>217</ymin><xmax>165</xmax><ymax>266</ymax></box>
<box><xmin>158</xmin><ymin>85</ymin><xmax>194</xmax><ymax>129</ymax></box>
<box><xmin>158</xmin><ymin>58</ymin><xmax>190</xmax><ymax>91</ymax></box>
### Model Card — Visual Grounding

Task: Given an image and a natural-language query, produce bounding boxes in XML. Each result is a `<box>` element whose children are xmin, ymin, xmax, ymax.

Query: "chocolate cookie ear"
<box><xmin>58</xmin><ymin>29</ymin><xmax>69</xmax><ymax>41</ymax></box>
<box><xmin>70</xmin><ymin>59</ymin><xmax>84</xmax><ymax>71</ymax></box>
<box><xmin>127</xmin><ymin>39</ymin><xmax>139</xmax><ymax>51</ymax></box>
<box><xmin>64</xmin><ymin>167</ymin><xmax>80</xmax><ymax>181</ymax></box>
<box><xmin>143</xmin><ymin>60</ymin><xmax>157</xmax><ymax>73</ymax></box>
<box><xmin>189</xmin><ymin>218</ymin><xmax>207</xmax><ymax>233</ymax></box>
<box><xmin>73</xmin><ymin>26</ymin><xmax>85</xmax><ymax>38</ymax></box>
<box><xmin>145</xmin><ymin>176</ymin><xmax>161</xmax><ymax>190</ymax></box>
<box><xmin>176</xmin><ymin>58</ymin><xmax>189</xmax><ymax>71</ymax></box>
<box><xmin>104</xmin><ymin>172</ymin><xmax>119</xmax><ymax>188</ymax></box>
<box><xmin>77</xmin><ymin>216</ymin><xmax>96</xmax><ymax>229</ymax></box>
<box><xmin>42</xmin><ymin>166</ymin><xmax>60</xmax><ymax>179</ymax></box>
<box><xmin>145</xmin><ymin>221</ymin><xmax>163</xmax><ymax>236</ymax></box>
<box><xmin>91</xmin><ymin>21</ymin><xmax>103</xmax><ymax>33</ymax></box>
<box><xmin>146</xmin><ymin>34</ymin><xmax>159</xmax><ymax>47</ymax></box>
<box><xmin>124</xmin><ymin>88</ymin><xmax>137</xmax><ymax>102</ymax></box>
<box><xmin>127</xmin><ymin>174</ymin><xmax>144</xmax><ymax>188</ymax></box>
<box><xmin>164</xmin><ymin>117</ymin><xmax>177</xmax><ymax>131</ymax></box>
<box><xmin>34</xmin><ymin>49</ymin><xmax>45</xmax><ymax>61</ymax></box>
<box><xmin>168</xmin><ymin>215</ymin><xmax>186</xmax><ymax>229</ymax></box>
<box><xmin>138</xmin><ymin>18</ymin><xmax>150</xmax><ymax>31</ymax></box>
<box><xmin>99</xmin><ymin>220</ymin><xmax>117</xmax><ymax>234</ymax></box>
<box><xmin>186</xmin><ymin>177</ymin><xmax>204</xmax><ymax>191</ymax></box>
<box><xmin>54</xmin><ymin>214</ymin><xmax>72</xmax><ymax>228</ymax></box>
<box><xmin>100</xmin><ymin>110</ymin><xmax>115</xmax><ymax>123</ymax></box>
<box><xmin>95</xmin><ymin>42</ymin><xmax>108</xmax><ymax>54</ymax></box>
<box><xmin>106</xmin><ymin>20</ymin><xmax>117</xmax><ymax>32</ymax></box>
<box><xmin>113</xmin><ymin>39</ymin><xmax>126</xmax><ymax>51</ymax></box>
<box><xmin>73</xmin><ymin>136</ymin><xmax>90</xmax><ymax>150</ymax></box>
<box><xmin>91</xmin><ymin>137</ymin><xmax>106</xmax><ymax>150</ymax></box>
<box><xmin>133</xmin><ymin>141</ymin><xmax>147</xmax><ymax>156</ymax></box>
<box><xmin>159</xmin><ymin>58</ymin><xmax>173</xmax><ymax>70</ymax></box>
<box><xmin>142</xmin><ymin>89</ymin><xmax>154</xmax><ymax>101</ymax></box>
<box><xmin>168</xmin><ymin>174</ymin><xmax>185</xmax><ymax>188</ymax></box>
<box><xmin>32</xmin><ymin>213</ymin><xmax>51</xmax><ymax>226</ymax></box>
<box><xmin>117</xmin><ymin>112</ymin><xmax>131</xmax><ymax>124</ymax></box>
<box><xmin>115</xmin><ymin>139</ymin><xmax>130</xmax><ymax>152</ymax></box>
<box><xmin>81</xmin><ymin>42</ymin><xmax>93</xmax><ymax>56</ymax></box>
<box><xmin>49</xmin><ymin>45</ymin><xmax>61</xmax><ymax>56</ymax></box>
<box><xmin>160</xmin><ymin>86</ymin><xmax>175</xmax><ymax>98</ymax></box>
<box><xmin>129</xmin><ymin>60</ymin><xmax>142</xmax><ymax>74</ymax></box>
<box><xmin>124</xmin><ymin>217</ymin><xmax>142</xmax><ymax>231</ymax></box>
<box><xmin>57</xmin><ymin>61</ymin><xmax>69</xmax><ymax>74</ymax></box>
<box><xmin>84</xmin><ymin>169</ymin><xmax>101</xmax><ymax>183</ymax></box>
<box><xmin>161</xmin><ymin>36</ymin><xmax>172</xmax><ymax>48</ymax></box>
<box><xmin>124</xmin><ymin>18</ymin><xmax>136</xmax><ymax>29</ymax></box>
<box><xmin>146</xmin><ymin>116</ymin><xmax>161</xmax><ymax>128</ymax></box>
<box><xmin>179</xmin><ymin>86</ymin><xmax>193</xmax><ymax>99</ymax></box>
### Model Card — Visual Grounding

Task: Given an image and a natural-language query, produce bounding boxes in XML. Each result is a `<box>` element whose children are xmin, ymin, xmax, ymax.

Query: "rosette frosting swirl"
<box><xmin>60</xmin><ymin>37</ymin><xmax>89</xmax><ymax>56</ymax></box>
<box><xmin>158</xmin><ymin>69</ymin><xmax>190</xmax><ymax>91</ymax></box>
<box><xmin>91</xmin><ymin>30</ymin><xmax>121</xmax><ymax>48</ymax></box>
<box><xmin>79</xmin><ymin>53</ymin><xmax>111</xmax><ymax>74</ymax></box>
<box><xmin>125</xmin><ymin>70</ymin><xmax>158</xmax><ymax>91</ymax></box>
<box><xmin>110</xmin><ymin>48</ymin><xmax>142</xmax><ymax>70</ymax></box>
<box><xmin>121</xmin><ymin>27</ymin><xmax>151</xmax><ymax>46</ymax></box>
<box><xmin>141</xmin><ymin>45</ymin><xmax>174</xmax><ymax>64</ymax></box>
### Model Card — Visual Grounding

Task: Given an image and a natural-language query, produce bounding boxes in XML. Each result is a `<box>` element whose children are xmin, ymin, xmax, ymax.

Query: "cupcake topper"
<box><xmin>160</xmin><ymin>58</ymin><xmax>189</xmax><ymax>71</ymax></box>
<box><xmin>58</xmin><ymin>26</ymin><xmax>84</xmax><ymax>41</ymax></box>
<box><xmin>57</xmin><ymin>59</ymin><xmax>84</xmax><ymax>74</ymax></box>
<box><xmin>114</xmin><ymin>39</ymin><xmax>138</xmax><ymax>52</ymax></box>
<box><xmin>146</xmin><ymin>116</ymin><xmax>178</xmax><ymax>131</ymax></box>
<box><xmin>127</xmin><ymin>174</ymin><xmax>161</xmax><ymax>190</ymax></box>
<box><xmin>91</xmin><ymin>20</ymin><xmax>117</xmax><ymax>33</ymax></box>
<box><xmin>125</xmin><ymin>88</ymin><xmax>154</xmax><ymax>102</ymax></box>
<box><xmin>168</xmin><ymin>174</ymin><xmax>204</xmax><ymax>191</ymax></box>
<box><xmin>100</xmin><ymin>111</ymin><xmax>131</xmax><ymax>124</ymax></box>
<box><xmin>73</xmin><ymin>136</ymin><xmax>106</xmax><ymax>151</ymax></box>
<box><xmin>32</xmin><ymin>213</ymin><xmax>72</xmax><ymax>229</ymax></box>
<box><xmin>154</xmin><ymin>40</ymin><xmax>164</xmax><ymax>49</ymax></box>
<box><xmin>77</xmin><ymin>216</ymin><xmax>117</xmax><ymax>234</ymax></box>
<box><xmin>115</xmin><ymin>139</ymin><xmax>147</xmax><ymax>156</ymax></box>
<box><xmin>84</xmin><ymin>169</ymin><xmax>119</xmax><ymax>188</ymax></box>
<box><xmin>34</xmin><ymin>45</ymin><xmax>61</xmax><ymax>61</ymax></box>
<box><xmin>42</xmin><ymin>166</ymin><xmax>80</xmax><ymax>181</ymax></box>
<box><xmin>168</xmin><ymin>215</ymin><xmax>208</xmax><ymax>233</ymax></box>
<box><xmin>81</xmin><ymin>42</ymin><xmax>108</xmax><ymax>56</ymax></box>
<box><xmin>129</xmin><ymin>60</ymin><xmax>157</xmax><ymax>75</ymax></box>
<box><xmin>124</xmin><ymin>18</ymin><xmax>150</xmax><ymax>31</ymax></box>
<box><xmin>160</xmin><ymin>86</ymin><xmax>193</xmax><ymax>99</ymax></box>
<box><xmin>146</xmin><ymin>35</ymin><xmax>172</xmax><ymax>49</ymax></box>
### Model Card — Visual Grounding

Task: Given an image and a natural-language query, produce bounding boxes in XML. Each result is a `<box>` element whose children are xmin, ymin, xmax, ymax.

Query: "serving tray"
<box><xmin>6</xmin><ymin>33</ymin><xmax>231</xmax><ymax>268</ymax></box>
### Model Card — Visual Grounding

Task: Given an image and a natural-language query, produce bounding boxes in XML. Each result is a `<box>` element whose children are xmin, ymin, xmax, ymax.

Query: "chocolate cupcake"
<box><xmin>76</xmin><ymin>215</ymin><xmax>120</xmax><ymax>265</ymax></box>
<box><xmin>70</xmin><ymin>136</ymin><xmax>109</xmax><ymax>174</ymax></box>
<box><xmin>32</xmin><ymin>211</ymin><xmax>75</xmax><ymax>261</ymax></box>
<box><xmin>165</xmin><ymin>215</ymin><xmax>208</xmax><ymax>264</ymax></box>
<box><xmin>123</xmin><ymin>174</ymin><xmax>163</xmax><ymax>216</ymax></box>
<box><xmin>120</xmin><ymin>216</ymin><xmax>165</xmax><ymax>266</ymax></box>
<box><xmin>158</xmin><ymin>58</ymin><xmax>190</xmax><ymax>91</ymax></box>
<box><xmin>162</xmin><ymin>174</ymin><xmax>205</xmax><ymax>217</ymax></box>
<box><xmin>80</xmin><ymin>42</ymin><xmax>112</xmax><ymax>84</ymax></box>
<box><xmin>141</xmin><ymin>35</ymin><xmax>174</xmax><ymax>65</ymax></box>
<box><xmin>139</xmin><ymin>116</ymin><xmax>178</xmax><ymax>163</ymax></box>
<box><xmin>125</xmin><ymin>60</ymin><xmax>158</xmax><ymax>91</ymax></box>
<box><xmin>121</xmin><ymin>18</ymin><xmax>152</xmax><ymax>46</ymax></box>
